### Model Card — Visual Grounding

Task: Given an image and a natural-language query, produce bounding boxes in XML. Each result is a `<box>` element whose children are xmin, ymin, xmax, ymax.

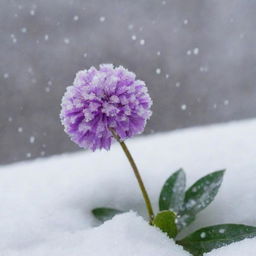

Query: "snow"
<box><xmin>0</xmin><ymin>119</ymin><xmax>256</xmax><ymax>255</ymax></box>
<box><xmin>20</xmin><ymin>27</ymin><xmax>27</xmax><ymax>33</ymax></box>
<box><xmin>193</xmin><ymin>48</ymin><xmax>199</xmax><ymax>55</ymax></box>
<box><xmin>224</xmin><ymin>100</ymin><xmax>229</xmax><ymax>106</ymax></box>
<box><xmin>29</xmin><ymin>136</ymin><xmax>35</xmax><ymax>144</ymax></box>
<box><xmin>10</xmin><ymin>34</ymin><xmax>17</xmax><ymax>44</ymax></box>
<box><xmin>99</xmin><ymin>16</ymin><xmax>106</xmax><ymax>22</ymax></box>
<box><xmin>181</xmin><ymin>104</ymin><xmax>187</xmax><ymax>110</ymax></box>
<box><xmin>156</xmin><ymin>68</ymin><xmax>161</xmax><ymax>74</ymax></box>
<box><xmin>30</xmin><ymin>10</ymin><xmax>35</xmax><ymax>16</ymax></box>
<box><xmin>26</xmin><ymin>152</ymin><xmax>31</xmax><ymax>158</ymax></box>
<box><xmin>199</xmin><ymin>66</ymin><xmax>208</xmax><ymax>72</ymax></box>
<box><xmin>64</xmin><ymin>38</ymin><xmax>70</xmax><ymax>44</ymax></box>
<box><xmin>45</xmin><ymin>87</ymin><xmax>50</xmax><ymax>93</ymax></box>
<box><xmin>128</xmin><ymin>24</ymin><xmax>134</xmax><ymax>30</ymax></box>
<box><xmin>3</xmin><ymin>212</ymin><xmax>188</xmax><ymax>256</ymax></box>
<box><xmin>140</xmin><ymin>39</ymin><xmax>145</xmax><ymax>45</ymax></box>
<box><xmin>200</xmin><ymin>232</ymin><xmax>206</xmax><ymax>239</ymax></box>
<box><xmin>3</xmin><ymin>73</ymin><xmax>9</xmax><ymax>79</ymax></box>
<box><xmin>206</xmin><ymin>238</ymin><xmax>256</xmax><ymax>255</ymax></box>
<box><xmin>17</xmin><ymin>127</ymin><xmax>23</xmax><ymax>133</ymax></box>
<box><xmin>73</xmin><ymin>16</ymin><xmax>79</xmax><ymax>21</ymax></box>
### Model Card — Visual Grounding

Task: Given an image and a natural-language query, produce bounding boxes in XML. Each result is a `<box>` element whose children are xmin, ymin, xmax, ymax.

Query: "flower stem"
<box><xmin>110</xmin><ymin>128</ymin><xmax>155</xmax><ymax>224</ymax></box>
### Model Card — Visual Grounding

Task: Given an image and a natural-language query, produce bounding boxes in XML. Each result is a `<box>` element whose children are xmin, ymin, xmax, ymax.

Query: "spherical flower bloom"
<box><xmin>60</xmin><ymin>64</ymin><xmax>152</xmax><ymax>151</ymax></box>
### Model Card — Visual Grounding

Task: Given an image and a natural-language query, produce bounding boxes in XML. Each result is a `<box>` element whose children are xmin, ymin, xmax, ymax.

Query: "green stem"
<box><xmin>110</xmin><ymin>128</ymin><xmax>155</xmax><ymax>224</ymax></box>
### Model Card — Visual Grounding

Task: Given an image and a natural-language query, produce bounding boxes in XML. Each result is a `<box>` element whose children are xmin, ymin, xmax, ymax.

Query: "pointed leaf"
<box><xmin>153</xmin><ymin>210</ymin><xmax>178</xmax><ymax>238</ymax></box>
<box><xmin>177</xmin><ymin>224</ymin><xmax>256</xmax><ymax>255</ymax></box>
<box><xmin>159</xmin><ymin>169</ymin><xmax>186</xmax><ymax>212</ymax></box>
<box><xmin>92</xmin><ymin>207</ymin><xmax>123</xmax><ymax>222</ymax></box>
<box><xmin>176</xmin><ymin>213</ymin><xmax>196</xmax><ymax>232</ymax></box>
<box><xmin>178</xmin><ymin>170</ymin><xmax>225</xmax><ymax>229</ymax></box>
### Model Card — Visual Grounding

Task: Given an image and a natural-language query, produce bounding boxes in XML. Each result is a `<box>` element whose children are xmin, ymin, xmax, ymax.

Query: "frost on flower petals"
<box><xmin>60</xmin><ymin>64</ymin><xmax>152</xmax><ymax>151</ymax></box>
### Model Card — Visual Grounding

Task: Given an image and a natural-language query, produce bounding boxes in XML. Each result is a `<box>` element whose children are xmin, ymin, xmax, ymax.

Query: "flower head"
<box><xmin>60</xmin><ymin>64</ymin><xmax>152</xmax><ymax>151</ymax></box>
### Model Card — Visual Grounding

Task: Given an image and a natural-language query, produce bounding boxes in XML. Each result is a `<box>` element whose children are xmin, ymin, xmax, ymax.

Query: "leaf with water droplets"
<box><xmin>177</xmin><ymin>224</ymin><xmax>256</xmax><ymax>255</ymax></box>
<box><xmin>92</xmin><ymin>207</ymin><xmax>123</xmax><ymax>222</ymax></box>
<box><xmin>159</xmin><ymin>169</ymin><xmax>186</xmax><ymax>212</ymax></box>
<box><xmin>178</xmin><ymin>170</ymin><xmax>225</xmax><ymax>229</ymax></box>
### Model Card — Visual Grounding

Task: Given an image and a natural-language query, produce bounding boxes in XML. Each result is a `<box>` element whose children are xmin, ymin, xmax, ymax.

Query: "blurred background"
<box><xmin>0</xmin><ymin>0</ymin><xmax>255</xmax><ymax>165</ymax></box>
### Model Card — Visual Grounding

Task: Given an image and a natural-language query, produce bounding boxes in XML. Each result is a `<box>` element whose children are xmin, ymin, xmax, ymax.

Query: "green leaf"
<box><xmin>92</xmin><ymin>207</ymin><xmax>123</xmax><ymax>222</ymax></box>
<box><xmin>153</xmin><ymin>210</ymin><xmax>178</xmax><ymax>238</ymax></box>
<box><xmin>177</xmin><ymin>224</ymin><xmax>256</xmax><ymax>255</ymax></box>
<box><xmin>159</xmin><ymin>169</ymin><xmax>186</xmax><ymax>212</ymax></box>
<box><xmin>176</xmin><ymin>213</ymin><xmax>196</xmax><ymax>232</ymax></box>
<box><xmin>178</xmin><ymin>170</ymin><xmax>225</xmax><ymax>229</ymax></box>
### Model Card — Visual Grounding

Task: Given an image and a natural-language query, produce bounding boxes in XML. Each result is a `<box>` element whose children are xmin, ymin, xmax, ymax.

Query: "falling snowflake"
<box><xmin>40</xmin><ymin>151</ymin><xmax>46</xmax><ymax>156</ymax></box>
<box><xmin>224</xmin><ymin>100</ymin><xmax>229</xmax><ymax>106</ymax></box>
<box><xmin>193</xmin><ymin>48</ymin><xmax>199</xmax><ymax>55</ymax></box>
<box><xmin>99</xmin><ymin>16</ymin><xmax>106</xmax><ymax>22</ymax></box>
<box><xmin>3</xmin><ymin>73</ymin><xmax>9</xmax><ymax>79</ymax></box>
<box><xmin>181</xmin><ymin>104</ymin><xmax>187</xmax><ymax>111</ymax></box>
<box><xmin>156</xmin><ymin>68</ymin><xmax>161</xmax><ymax>75</ymax></box>
<box><xmin>10</xmin><ymin>34</ymin><xmax>17</xmax><ymax>44</ymax></box>
<box><xmin>73</xmin><ymin>15</ymin><xmax>79</xmax><ymax>21</ymax></box>
<box><xmin>200</xmin><ymin>66</ymin><xmax>208</xmax><ymax>72</ymax></box>
<box><xmin>128</xmin><ymin>24</ymin><xmax>134</xmax><ymax>30</ymax></box>
<box><xmin>20</xmin><ymin>27</ymin><xmax>27</xmax><ymax>33</ymax></box>
<box><xmin>30</xmin><ymin>10</ymin><xmax>35</xmax><ymax>16</ymax></box>
<box><xmin>29</xmin><ymin>136</ymin><xmax>35</xmax><ymax>144</ymax></box>
<box><xmin>64</xmin><ymin>38</ymin><xmax>70</xmax><ymax>44</ymax></box>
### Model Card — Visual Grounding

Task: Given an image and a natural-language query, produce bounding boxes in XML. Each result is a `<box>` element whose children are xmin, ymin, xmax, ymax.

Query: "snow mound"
<box><xmin>206</xmin><ymin>237</ymin><xmax>256</xmax><ymax>255</ymax></box>
<box><xmin>3</xmin><ymin>212</ymin><xmax>188</xmax><ymax>256</ymax></box>
<box><xmin>0</xmin><ymin>119</ymin><xmax>256</xmax><ymax>255</ymax></box>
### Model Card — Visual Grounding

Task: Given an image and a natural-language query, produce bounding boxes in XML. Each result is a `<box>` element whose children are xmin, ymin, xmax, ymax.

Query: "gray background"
<box><xmin>0</xmin><ymin>0</ymin><xmax>255</xmax><ymax>165</ymax></box>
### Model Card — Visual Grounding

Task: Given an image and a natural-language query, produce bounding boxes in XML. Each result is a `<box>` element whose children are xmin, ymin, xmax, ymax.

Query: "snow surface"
<box><xmin>205</xmin><ymin>237</ymin><xmax>256</xmax><ymax>255</ymax></box>
<box><xmin>3</xmin><ymin>212</ymin><xmax>188</xmax><ymax>256</ymax></box>
<box><xmin>0</xmin><ymin>119</ymin><xmax>256</xmax><ymax>255</ymax></box>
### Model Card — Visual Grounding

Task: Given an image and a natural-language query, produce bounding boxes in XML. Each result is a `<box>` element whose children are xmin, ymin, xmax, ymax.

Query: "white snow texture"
<box><xmin>1</xmin><ymin>119</ymin><xmax>256</xmax><ymax>255</ymax></box>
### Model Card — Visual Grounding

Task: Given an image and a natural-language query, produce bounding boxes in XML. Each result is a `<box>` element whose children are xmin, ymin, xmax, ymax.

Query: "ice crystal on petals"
<box><xmin>60</xmin><ymin>64</ymin><xmax>152</xmax><ymax>151</ymax></box>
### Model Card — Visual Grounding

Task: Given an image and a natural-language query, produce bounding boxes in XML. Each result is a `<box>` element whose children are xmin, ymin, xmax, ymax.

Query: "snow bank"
<box><xmin>3</xmin><ymin>212</ymin><xmax>188</xmax><ymax>256</ymax></box>
<box><xmin>206</xmin><ymin>237</ymin><xmax>256</xmax><ymax>255</ymax></box>
<box><xmin>0</xmin><ymin>119</ymin><xmax>256</xmax><ymax>255</ymax></box>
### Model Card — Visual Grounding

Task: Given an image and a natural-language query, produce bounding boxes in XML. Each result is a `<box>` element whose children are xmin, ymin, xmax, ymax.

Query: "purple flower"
<box><xmin>60</xmin><ymin>64</ymin><xmax>152</xmax><ymax>151</ymax></box>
